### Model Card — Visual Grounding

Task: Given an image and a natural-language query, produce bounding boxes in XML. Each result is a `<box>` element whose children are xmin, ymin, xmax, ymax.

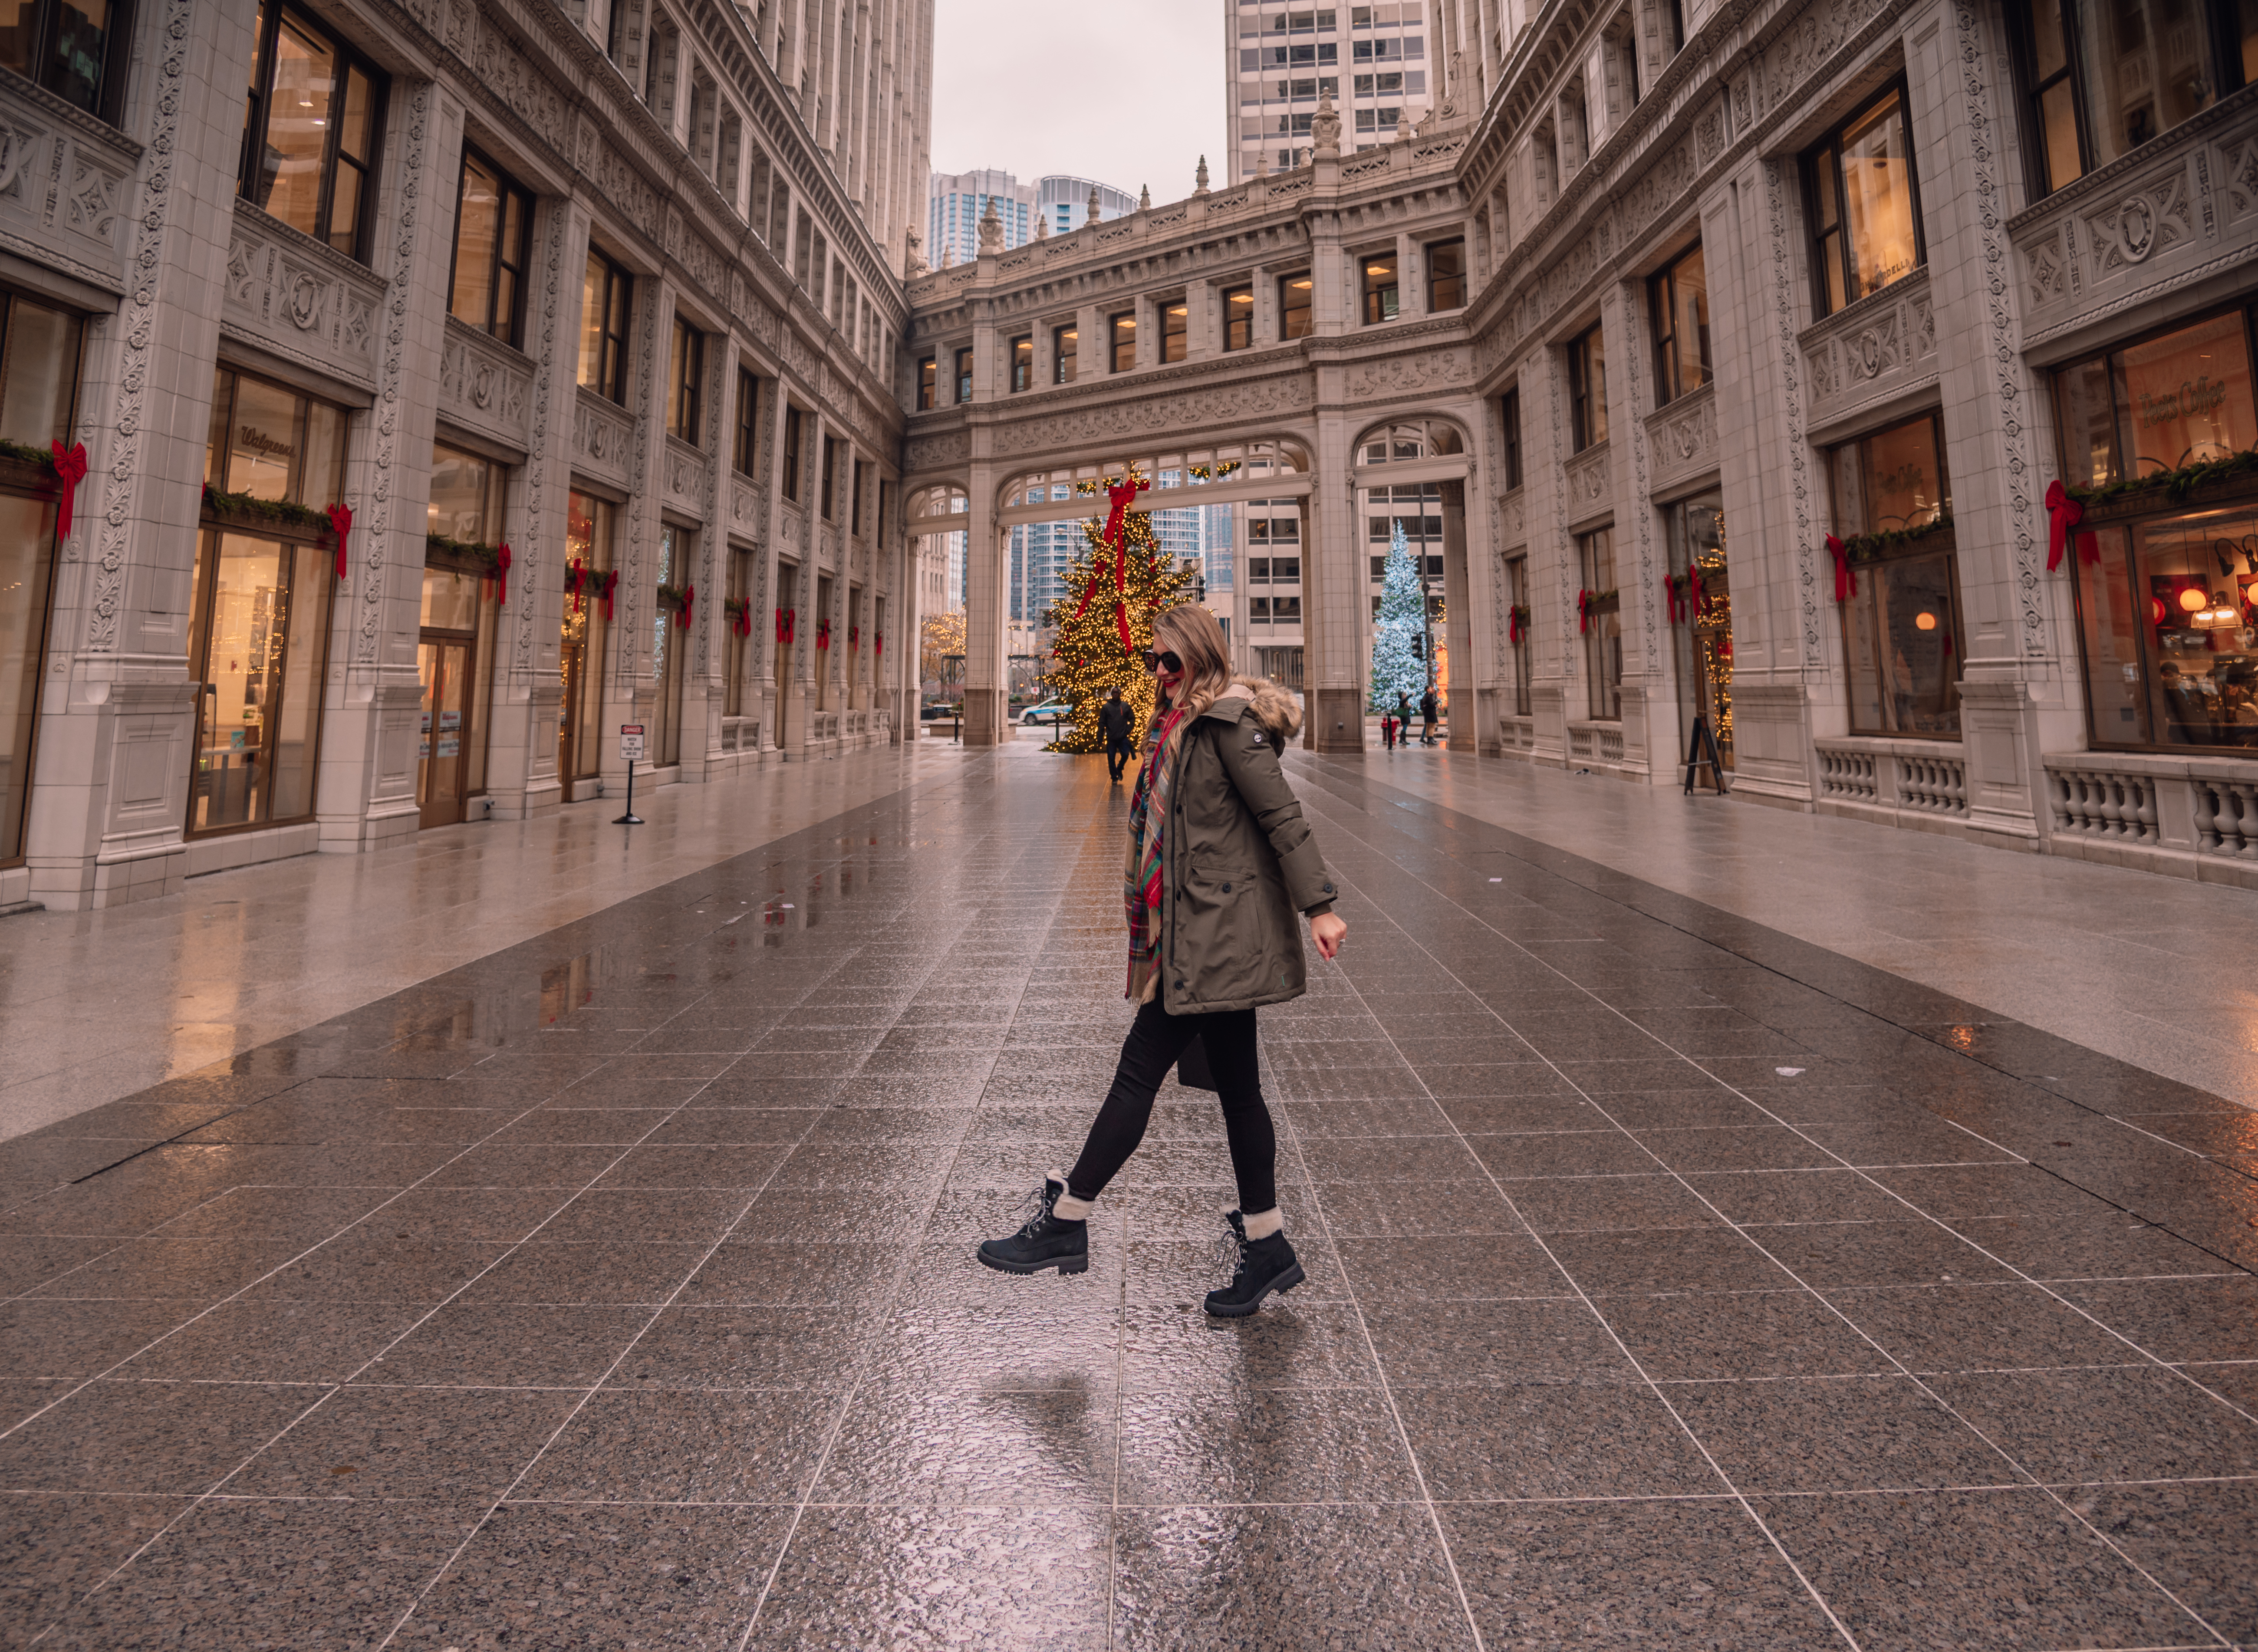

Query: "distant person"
<box><xmin>1419</xmin><ymin>686</ymin><xmax>1439</xmax><ymax>745</ymax></box>
<box><xmin>1395</xmin><ymin>690</ymin><xmax>1414</xmax><ymax>741</ymax></box>
<box><xmin>1098</xmin><ymin>686</ymin><xmax>1136</xmax><ymax>782</ymax></box>
<box><xmin>979</xmin><ymin>604</ymin><xmax>1346</xmax><ymax>1316</ymax></box>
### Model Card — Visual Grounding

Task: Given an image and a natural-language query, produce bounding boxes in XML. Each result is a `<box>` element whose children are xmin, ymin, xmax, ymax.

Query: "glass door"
<box><xmin>187</xmin><ymin>532</ymin><xmax>330</xmax><ymax>834</ymax></box>
<box><xmin>417</xmin><ymin>638</ymin><xmax>471</xmax><ymax>828</ymax></box>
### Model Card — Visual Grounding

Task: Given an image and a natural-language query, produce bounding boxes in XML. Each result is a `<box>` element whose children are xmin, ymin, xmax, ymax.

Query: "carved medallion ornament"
<box><xmin>358</xmin><ymin>82</ymin><xmax>433</xmax><ymax>665</ymax></box>
<box><xmin>1952</xmin><ymin>0</ymin><xmax>2045</xmax><ymax>654</ymax></box>
<box><xmin>2085</xmin><ymin>168</ymin><xmax>2196</xmax><ymax>276</ymax></box>
<box><xmin>86</xmin><ymin>0</ymin><xmax>194</xmax><ymax>650</ymax></box>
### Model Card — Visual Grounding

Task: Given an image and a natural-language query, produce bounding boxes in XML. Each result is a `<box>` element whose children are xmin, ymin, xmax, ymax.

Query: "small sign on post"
<box><xmin>615</xmin><ymin>724</ymin><xmax>646</xmax><ymax>825</ymax></box>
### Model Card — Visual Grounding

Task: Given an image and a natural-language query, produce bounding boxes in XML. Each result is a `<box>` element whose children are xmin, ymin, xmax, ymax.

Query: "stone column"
<box><xmin>603</xmin><ymin>270</ymin><xmax>672</xmax><ymax>787</ymax></box>
<box><xmin>317</xmin><ymin>81</ymin><xmax>465</xmax><ymax>852</ymax></box>
<box><xmin>487</xmin><ymin>192</ymin><xmax>589</xmax><ymax>820</ymax></box>
<box><xmin>962</xmin><ymin>453</ymin><xmax>1009</xmax><ymax>744</ymax></box>
<box><xmin>24</xmin><ymin>0</ymin><xmax>262</xmax><ymax>909</ymax></box>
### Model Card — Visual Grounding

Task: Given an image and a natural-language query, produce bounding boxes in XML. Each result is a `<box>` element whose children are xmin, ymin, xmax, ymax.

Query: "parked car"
<box><xmin>1020</xmin><ymin>699</ymin><xmax>1073</xmax><ymax>727</ymax></box>
<box><xmin>919</xmin><ymin>702</ymin><xmax>961</xmax><ymax>722</ymax></box>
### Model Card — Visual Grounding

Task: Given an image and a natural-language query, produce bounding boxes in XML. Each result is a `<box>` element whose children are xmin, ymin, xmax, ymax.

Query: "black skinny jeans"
<box><xmin>1065</xmin><ymin>994</ymin><xmax>1276</xmax><ymax>1214</ymax></box>
<box><xmin>1105</xmin><ymin>739</ymin><xmax>1133</xmax><ymax>780</ymax></box>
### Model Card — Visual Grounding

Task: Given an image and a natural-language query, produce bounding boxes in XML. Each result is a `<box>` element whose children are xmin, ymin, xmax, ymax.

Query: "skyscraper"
<box><xmin>929</xmin><ymin>170</ymin><xmax>1137</xmax><ymax>265</ymax></box>
<box><xmin>1224</xmin><ymin>3</ymin><xmax>1435</xmax><ymax>184</ymax></box>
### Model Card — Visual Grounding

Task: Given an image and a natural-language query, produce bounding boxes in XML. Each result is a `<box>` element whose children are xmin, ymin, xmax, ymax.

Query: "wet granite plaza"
<box><xmin>2</xmin><ymin>750</ymin><xmax>2255</xmax><ymax>1649</ymax></box>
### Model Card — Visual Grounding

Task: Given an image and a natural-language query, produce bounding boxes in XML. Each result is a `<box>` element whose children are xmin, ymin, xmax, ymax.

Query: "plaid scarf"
<box><xmin>1125</xmin><ymin>706</ymin><xmax>1186</xmax><ymax>1002</ymax></box>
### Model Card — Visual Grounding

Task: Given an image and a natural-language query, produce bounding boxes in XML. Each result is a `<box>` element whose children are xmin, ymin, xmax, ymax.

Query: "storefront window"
<box><xmin>418</xmin><ymin>442</ymin><xmax>502</xmax><ymax>826</ymax></box>
<box><xmin>191</xmin><ymin>368</ymin><xmax>346</xmax><ymax>834</ymax></box>
<box><xmin>1506</xmin><ymin>553</ymin><xmax>1531</xmax><ymax>717</ymax></box>
<box><xmin>2057</xmin><ymin>306</ymin><xmax>2258</xmax><ymax>752</ymax></box>
<box><xmin>0</xmin><ymin>293</ymin><xmax>84</xmax><ymax>864</ymax></box>
<box><xmin>560</xmin><ymin>490</ymin><xmax>612</xmax><ymax>782</ymax></box>
<box><xmin>1667</xmin><ymin>492</ymin><xmax>1732</xmax><ymax>768</ymax></box>
<box><xmin>652</xmin><ymin>523</ymin><xmax>687</xmax><ymax>767</ymax></box>
<box><xmin>1579</xmin><ymin>526</ymin><xmax>1621</xmax><ymax>720</ymax></box>
<box><xmin>725</xmin><ymin>546</ymin><xmax>753</xmax><ymax>718</ymax></box>
<box><xmin>2074</xmin><ymin>507</ymin><xmax>2258</xmax><ymax>749</ymax></box>
<box><xmin>1830</xmin><ymin>412</ymin><xmax>1962</xmax><ymax>737</ymax></box>
<box><xmin>1805</xmin><ymin>83</ymin><xmax>1923</xmax><ymax>319</ymax></box>
<box><xmin>2055</xmin><ymin>309</ymin><xmax>2257</xmax><ymax>487</ymax></box>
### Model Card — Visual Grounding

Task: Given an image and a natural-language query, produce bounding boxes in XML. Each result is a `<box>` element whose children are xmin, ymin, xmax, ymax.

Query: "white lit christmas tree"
<box><xmin>1369</xmin><ymin>520</ymin><xmax>1426</xmax><ymax>711</ymax></box>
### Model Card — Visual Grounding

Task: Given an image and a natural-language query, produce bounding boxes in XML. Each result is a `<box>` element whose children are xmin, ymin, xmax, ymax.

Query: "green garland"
<box><xmin>201</xmin><ymin>484</ymin><xmax>332</xmax><ymax>535</ymax></box>
<box><xmin>425</xmin><ymin>532</ymin><xmax>501</xmax><ymax>568</ymax></box>
<box><xmin>655</xmin><ymin>582</ymin><xmax>689</xmax><ymax>609</ymax></box>
<box><xmin>1840</xmin><ymin>513</ymin><xmax>1953</xmax><ymax>564</ymax></box>
<box><xmin>0</xmin><ymin>438</ymin><xmax>54</xmax><ymax>470</ymax></box>
<box><xmin>2068</xmin><ymin>448</ymin><xmax>2258</xmax><ymax>510</ymax></box>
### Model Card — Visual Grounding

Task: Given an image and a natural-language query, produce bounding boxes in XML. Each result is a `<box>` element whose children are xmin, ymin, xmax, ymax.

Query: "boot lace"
<box><xmin>1012</xmin><ymin>1181</ymin><xmax>1057</xmax><ymax>1240</ymax></box>
<box><xmin>1212</xmin><ymin>1224</ymin><xmax>1251</xmax><ymax>1286</ymax></box>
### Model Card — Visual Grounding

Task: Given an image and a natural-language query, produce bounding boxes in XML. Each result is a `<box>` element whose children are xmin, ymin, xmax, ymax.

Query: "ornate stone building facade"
<box><xmin>0</xmin><ymin>0</ymin><xmax>929</xmax><ymax>912</ymax></box>
<box><xmin>904</xmin><ymin>0</ymin><xmax>2258</xmax><ymax>887</ymax></box>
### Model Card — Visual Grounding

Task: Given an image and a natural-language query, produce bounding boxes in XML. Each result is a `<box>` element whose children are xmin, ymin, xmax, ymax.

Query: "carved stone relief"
<box><xmin>0</xmin><ymin>77</ymin><xmax>137</xmax><ymax>297</ymax></box>
<box><xmin>573</xmin><ymin>392</ymin><xmax>635</xmax><ymax>490</ymax></box>
<box><xmin>1646</xmin><ymin>385</ymin><xmax>1718</xmax><ymax>493</ymax></box>
<box><xmin>223</xmin><ymin>209</ymin><xmax>384</xmax><ymax>389</ymax></box>
<box><xmin>438</xmin><ymin>319</ymin><xmax>532</xmax><ymax>448</ymax></box>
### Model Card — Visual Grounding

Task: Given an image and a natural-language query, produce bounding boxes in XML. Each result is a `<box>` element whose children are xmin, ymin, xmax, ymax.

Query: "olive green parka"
<box><xmin>1139</xmin><ymin>677</ymin><xmax>1338</xmax><ymax>1014</ymax></box>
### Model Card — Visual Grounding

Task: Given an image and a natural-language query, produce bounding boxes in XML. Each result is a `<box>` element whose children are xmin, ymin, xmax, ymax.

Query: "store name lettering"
<box><xmin>237</xmin><ymin>425</ymin><xmax>296</xmax><ymax>463</ymax></box>
<box><xmin>2137</xmin><ymin>375</ymin><xmax>2229</xmax><ymax>428</ymax></box>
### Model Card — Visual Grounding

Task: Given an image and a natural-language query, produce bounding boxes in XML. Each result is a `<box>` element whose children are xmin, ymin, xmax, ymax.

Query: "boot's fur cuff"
<box><xmin>1242</xmin><ymin>1207</ymin><xmax>1284</xmax><ymax>1240</ymax></box>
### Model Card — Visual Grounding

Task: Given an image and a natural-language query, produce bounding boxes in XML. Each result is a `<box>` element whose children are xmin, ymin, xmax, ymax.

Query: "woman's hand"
<box><xmin>1310</xmin><ymin>912</ymin><xmax>1346</xmax><ymax>960</ymax></box>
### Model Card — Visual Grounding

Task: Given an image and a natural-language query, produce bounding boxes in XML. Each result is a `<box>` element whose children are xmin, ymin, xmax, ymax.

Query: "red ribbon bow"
<box><xmin>567</xmin><ymin>559</ymin><xmax>586</xmax><ymax>613</ymax></box>
<box><xmin>1577</xmin><ymin>589</ymin><xmax>1594</xmax><ymax>635</ymax></box>
<box><xmin>816</xmin><ymin>618</ymin><xmax>831</xmax><ymax>651</ymax></box>
<box><xmin>50</xmin><ymin>441</ymin><xmax>86</xmax><ymax>541</ymax></box>
<box><xmin>1827</xmin><ymin>535</ymin><xmax>1856</xmax><ymax>603</ymax></box>
<box><xmin>2044</xmin><ymin>480</ymin><xmax>2087</xmax><ymax>572</ymax></box>
<box><xmin>326</xmin><ymin>502</ymin><xmax>353</xmax><ymax>581</ymax></box>
<box><xmin>1664</xmin><ymin>573</ymin><xmax>1685</xmax><ymax>625</ymax></box>
<box><xmin>732</xmin><ymin>603</ymin><xmax>751</xmax><ymax>638</ymax></box>
<box><xmin>1508</xmin><ymin>606</ymin><xmax>1524</xmax><ymax>645</ymax></box>
<box><xmin>679</xmin><ymin>583</ymin><xmax>693</xmax><ymax>628</ymax></box>
<box><xmin>1093</xmin><ymin>474</ymin><xmax>1151</xmax><ymax>656</ymax></box>
<box><xmin>776</xmin><ymin>607</ymin><xmax>796</xmax><ymax>644</ymax></box>
<box><xmin>597</xmin><ymin>568</ymin><xmax>619</xmax><ymax>621</ymax></box>
<box><xmin>874</xmin><ymin>630</ymin><xmax>883</xmax><ymax>657</ymax></box>
<box><xmin>849</xmin><ymin>624</ymin><xmax>859</xmax><ymax>652</ymax></box>
<box><xmin>493</xmin><ymin>542</ymin><xmax>513</xmax><ymax>607</ymax></box>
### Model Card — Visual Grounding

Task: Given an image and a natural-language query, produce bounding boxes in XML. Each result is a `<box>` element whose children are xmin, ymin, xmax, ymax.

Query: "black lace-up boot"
<box><xmin>1203</xmin><ymin>1209</ymin><xmax>1303</xmax><ymax>1317</ymax></box>
<box><xmin>977</xmin><ymin>1178</ymin><xmax>1090</xmax><ymax>1276</ymax></box>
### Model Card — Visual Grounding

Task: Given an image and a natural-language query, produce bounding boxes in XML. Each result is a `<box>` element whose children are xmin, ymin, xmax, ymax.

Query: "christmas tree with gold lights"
<box><xmin>1041</xmin><ymin>477</ymin><xmax>1196</xmax><ymax>753</ymax></box>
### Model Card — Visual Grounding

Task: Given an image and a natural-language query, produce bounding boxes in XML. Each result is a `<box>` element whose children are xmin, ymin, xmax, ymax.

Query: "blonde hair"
<box><xmin>1146</xmin><ymin>605</ymin><xmax>1228</xmax><ymax>764</ymax></box>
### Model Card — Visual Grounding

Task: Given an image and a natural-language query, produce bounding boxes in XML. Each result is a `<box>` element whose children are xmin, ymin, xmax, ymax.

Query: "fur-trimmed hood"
<box><xmin>1202</xmin><ymin>676</ymin><xmax>1304</xmax><ymax>743</ymax></box>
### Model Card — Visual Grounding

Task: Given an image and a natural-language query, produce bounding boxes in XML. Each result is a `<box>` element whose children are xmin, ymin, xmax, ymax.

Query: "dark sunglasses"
<box><xmin>1140</xmin><ymin>650</ymin><xmax>1184</xmax><ymax>674</ymax></box>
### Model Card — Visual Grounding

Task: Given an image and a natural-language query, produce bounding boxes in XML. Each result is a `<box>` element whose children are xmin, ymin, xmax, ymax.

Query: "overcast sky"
<box><xmin>929</xmin><ymin>0</ymin><xmax>1229</xmax><ymax>201</ymax></box>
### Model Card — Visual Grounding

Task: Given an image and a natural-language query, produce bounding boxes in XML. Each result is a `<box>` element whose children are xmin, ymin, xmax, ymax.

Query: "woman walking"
<box><xmin>978</xmin><ymin>604</ymin><xmax>1346</xmax><ymax>1316</ymax></box>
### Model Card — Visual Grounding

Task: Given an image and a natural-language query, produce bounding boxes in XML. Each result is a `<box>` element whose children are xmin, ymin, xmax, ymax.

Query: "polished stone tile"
<box><xmin>743</xmin><ymin>1506</ymin><xmax>1109</xmax><ymax>1651</ymax></box>
<box><xmin>408</xmin><ymin>1501</ymin><xmax>790</xmax><ymax>1649</ymax></box>
<box><xmin>608</xmin><ymin>1305</ymin><xmax>867</xmax><ymax>1392</ymax></box>
<box><xmin>514</xmin><ymin>1389</ymin><xmax>836</xmax><ymax>1504</ymax></box>
<box><xmin>1117</xmin><ymin>1385</ymin><xmax>1419</xmax><ymax>1504</ymax></box>
<box><xmin>1600</xmin><ymin>1290</ymin><xmax>1894</xmax><ymax>1381</ymax></box>
<box><xmin>1112</xmin><ymin>1504</ymin><xmax>1477</xmax><ymax>1652</ymax></box>
<box><xmin>0</xmin><ymin>1379</ymin><xmax>312</xmax><ymax>1494</ymax></box>
<box><xmin>2078</xmin><ymin>1480</ymin><xmax>2258</xmax><ymax>1644</ymax></box>
<box><xmin>0</xmin><ymin>1491</ymin><xmax>188</xmax><ymax>1642</ymax></box>
<box><xmin>1929</xmin><ymin>1363</ymin><xmax>2258</xmax><ymax>1483</ymax></box>
<box><xmin>1832</xmin><ymin>1282</ymin><xmax>2156</xmax><ymax>1373</ymax></box>
<box><xmin>1441</xmin><ymin>1499</ymin><xmax>1843</xmax><ymax>1650</ymax></box>
<box><xmin>35</xmin><ymin>1496</ymin><xmax>477</xmax><ymax>1651</ymax></box>
<box><xmin>1669</xmin><ymin>1374</ymin><xmax>2015</xmax><ymax>1493</ymax></box>
<box><xmin>2050</xmin><ymin>1275</ymin><xmax>2258</xmax><ymax>1364</ymax></box>
<box><xmin>227</xmin><ymin>1385</ymin><xmax>577</xmax><ymax>1504</ymax></box>
<box><xmin>118</xmin><ymin>1300</ymin><xmax>421</xmax><ymax>1385</ymax></box>
<box><xmin>1397</xmin><ymin>1379</ymin><xmax>1716</xmax><ymax>1500</ymax></box>
<box><xmin>1363</xmin><ymin>1298</ymin><xmax>1631</xmax><ymax>1385</ymax></box>
<box><xmin>359</xmin><ymin>1302</ymin><xmax>650</xmax><ymax>1388</ymax></box>
<box><xmin>1545</xmin><ymin>1226</ymin><xmax>1792</xmax><ymax>1294</ymax></box>
<box><xmin>1754</xmin><ymin>1487</ymin><xmax>2204</xmax><ymax>1651</ymax></box>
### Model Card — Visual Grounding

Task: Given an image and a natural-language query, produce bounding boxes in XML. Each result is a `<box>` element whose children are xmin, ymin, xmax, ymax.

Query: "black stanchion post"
<box><xmin>615</xmin><ymin>724</ymin><xmax>646</xmax><ymax>825</ymax></box>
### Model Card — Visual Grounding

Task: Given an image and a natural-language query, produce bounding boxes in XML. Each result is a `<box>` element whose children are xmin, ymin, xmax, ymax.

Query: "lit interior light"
<box><xmin>2179</xmin><ymin>587</ymin><xmax>2210</xmax><ymax>613</ymax></box>
<box><xmin>2192</xmin><ymin>593</ymin><xmax>2242</xmax><ymax>631</ymax></box>
<box><xmin>1914</xmin><ymin>611</ymin><xmax>1937</xmax><ymax>631</ymax></box>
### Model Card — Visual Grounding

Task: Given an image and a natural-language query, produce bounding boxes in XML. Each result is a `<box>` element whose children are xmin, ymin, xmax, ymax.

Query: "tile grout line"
<box><xmin>1298</xmin><ymin>792</ymin><xmax>2239</xmax><ymax>1649</ymax></box>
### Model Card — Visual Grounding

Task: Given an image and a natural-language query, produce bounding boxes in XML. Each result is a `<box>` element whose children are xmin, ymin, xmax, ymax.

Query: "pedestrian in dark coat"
<box><xmin>1098</xmin><ymin>687</ymin><xmax>1136</xmax><ymax>782</ymax></box>
<box><xmin>980</xmin><ymin>604</ymin><xmax>1346</xmax><ymax>1316</ymax></box>
<box><xmin>1419</xmin><ymin>687</ymin><xmax>1439</xmax><ymax>745</ymax></box>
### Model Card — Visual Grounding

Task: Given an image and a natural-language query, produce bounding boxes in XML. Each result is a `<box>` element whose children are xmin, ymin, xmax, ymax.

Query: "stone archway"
<box><xmin>1349</xmin><ymin>415</ymin><xmax>1480</xmax><ymax>748</ymax></box>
